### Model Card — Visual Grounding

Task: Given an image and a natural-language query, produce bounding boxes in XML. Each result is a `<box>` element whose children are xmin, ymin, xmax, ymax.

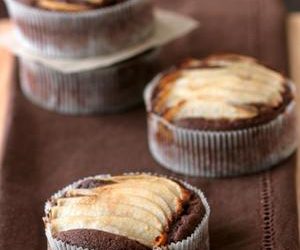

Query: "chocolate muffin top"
<box><xmin>18</xmin><ymin>0</ymin><xmax>127</xmax><ymax>12</ymax></box>
<box><xmin>150</xmin><ymin>54</ymin><xmax>293</xmax><ymax>131</ymax></box>
<box><xmin>45</xmin><ymin>174</ymin><xmax>205</xmax><ymax>249</ymax></box>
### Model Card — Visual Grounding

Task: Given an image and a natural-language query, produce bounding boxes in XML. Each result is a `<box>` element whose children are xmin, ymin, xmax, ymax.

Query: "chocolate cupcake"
<box><xmin>19</xmin><ymin>49</ymin><xmax>159</xmax><ymax>114</ymax></box>
<box><xmin>4</xmin><ymin>0</ymin><xmax>154</xmax><ymax>58</ymax></box>
<box><xmin>44</xmin><ymin>174</ymin><xmax>210</xmax><ymax>250</ymax></box>
<box><xmin>144</xmin><ymin>54</ymin><xmax>297</xmax><ymax>177</ymax></box>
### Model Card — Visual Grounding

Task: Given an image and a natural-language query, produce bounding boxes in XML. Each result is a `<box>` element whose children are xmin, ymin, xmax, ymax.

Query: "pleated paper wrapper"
<box><xmin>144</xmin><ymin>74</ymin><xmax>298</xmax><ymax>177</ymax></box>
<box><xmin>4</xmin><ymin>0</ymin><xmax>154</xmax><ymax>58</ymax></box>
<box><xmin>19</xmin><ymin>49</ymin><xmax>159</xmax><ymax>114</ymax></box>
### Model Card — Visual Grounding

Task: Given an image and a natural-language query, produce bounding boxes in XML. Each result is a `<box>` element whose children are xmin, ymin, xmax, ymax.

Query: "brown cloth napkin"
<box><xmin>0</xmin><ymin>0</ymin><xmax>299</xmax><ymax>250</ymax></box>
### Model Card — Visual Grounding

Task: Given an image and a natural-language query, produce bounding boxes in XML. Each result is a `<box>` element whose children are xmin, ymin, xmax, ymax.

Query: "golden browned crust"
<box><xmin>150</xmin><ymin>54</ymin><xmax>293</xmax><ymax>131</ymax></box>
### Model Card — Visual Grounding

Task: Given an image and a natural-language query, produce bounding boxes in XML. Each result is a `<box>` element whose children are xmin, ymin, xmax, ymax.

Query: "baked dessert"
<box><xmin>144</xmin><ymin>54</ymin><xmax>297</xmax><ymax>177</ymax></box>
<box><xmin>19</xmin><ymin>49</ymin><xmax>159</xmax><ymax>114</ymax></box>
<box><xmin>19</xmin><ymin>0</ymin><xmax>127</xmax><ymax>12</ymax></box>
<box><xmin>44</xmin><ymin>174</ymin><xmax>210</xmax><ymax>250</ymax></box>
<box><xmin>151</xmin><ymin>54</ymin><xmax>293</xmax><ymax>130</ymax></box>
<box><xmin>4</xmin><ymin>0</ymin><xmax>154</xmax><ymax>57</ymax></box>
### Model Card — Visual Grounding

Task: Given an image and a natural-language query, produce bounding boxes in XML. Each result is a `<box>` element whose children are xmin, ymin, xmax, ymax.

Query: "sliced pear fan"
<box><xmin>51</xmin><ymin>202</ymin><xmax>164</xmax><ymax>231</ymax></box>
<box><xmin>50</xmin><ymin>216</ymin><xmax>164</xmax><ymax>247</ymax></box>
<box><xmin>47</xmin><ymin>175</ymin><xmax>192</xmax><ymax>248</ymax></box>
<box><xmin>56</xmin><ymin>192</ymin><xmax>169</xmax><ymax>225</ymax></box>
<box><xmin>154</xmin><ymin>57</ymin><xmax>286</xmax><ymax>121</ymax></box>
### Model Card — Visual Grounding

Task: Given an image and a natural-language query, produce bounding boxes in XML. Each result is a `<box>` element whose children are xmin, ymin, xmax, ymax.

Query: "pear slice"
<box><xmin>112</xmin><ymin>175</ymin><xmax>187</xmax><ymax>199</ymax></box>
<box><xmin>51</xmin><ymin>202</ymin><xmax>164</xmax><ymax>231</ymax></box>
<box><xmin>37</xmin><ymin>0</ymin><xmax>90</xmax><ymax>11</ymax></box>
<box><xmin>172</xmin><ymin>98</ymin><xmax>258</xmax><ymax>120</ymax></box>
<box><xmin>103</xmin><ymin>182</ymin><xmax>179</xmax><ymax>211</ymax></box>
<box><xmin>56</xmin><ymin>192</ymin><xmax>169</xmax><ymax>225</ymax></box>
<box><xmin>229</xmin><ymin>62</ymin><xmax>284</xmax><ymax>89</ymax></box>
<box><xmin>50</xmin><ymin>216</ymin><xmax>164</xmax><ymax>247</ymax></box>
<box><xmin>66</xmin><ymin>188</ymin><xmax>97</xmax><ymax>197</ymax></box>
<box><xmin>84</xmin><ymin>0</ymin><xmax>104</xmax><ymax>3</ymax></box>
<box><xmin>56</xmin><ymin>196</ymin><xmax>97</xmax><ymax>206</ymax></box>
<box><xmin>99</xmin><ymin>186</ymin><xmax>173</xmax><ymax>218</ymax></box>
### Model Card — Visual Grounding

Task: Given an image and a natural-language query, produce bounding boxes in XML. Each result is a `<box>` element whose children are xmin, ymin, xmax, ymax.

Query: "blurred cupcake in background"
<box><xmin>19</xmin><ymin>49</ymin><xmax>159</xmax><ymax>114</ymax></box>
<box><xmin>4</xmin><ymin>0</ymin><xmax>154</xmax><ymax>58</ymax></box>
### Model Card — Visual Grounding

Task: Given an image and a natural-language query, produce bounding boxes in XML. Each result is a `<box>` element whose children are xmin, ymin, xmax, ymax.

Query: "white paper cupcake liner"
<box><xmin>19</xmin><ymin>49</ymin><xmax>159</xmax><ymax>114</ymax></box>
<box><xmin>44</xmin><ymin>173</ymin><xmax>210</xmax><ymax>250</ymax></box>
<box><xmin>144</xmin><ymin>75</ymin><xmax>298</xmax><ymax>177</ymax></box>
<box><xmin>4</xmin><ymin>0</ymin><xmax>154</xmax><ymax>58</ymax></box>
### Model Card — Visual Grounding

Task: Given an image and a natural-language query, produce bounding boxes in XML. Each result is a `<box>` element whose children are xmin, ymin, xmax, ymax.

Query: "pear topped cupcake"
<box><xmin>145</xmin><ymin>54</ymin><xmax>297</xmax><ymax>177</ymax></box>
<box><xmin>44</xmin><ymin>174</ymin><xmax>210</xmax><ymax>250</ymax></box>
<box><xmin>151</xmin><ymin>54</ymin><xmax>292</xmax><ymax>130</ymax></box>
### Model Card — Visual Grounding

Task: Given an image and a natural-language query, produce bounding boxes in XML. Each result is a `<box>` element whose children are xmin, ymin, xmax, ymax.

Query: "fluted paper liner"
<box><xmin>144</xmin><ymin>75</ymin><xmax>297</xmax><ymax>177</ymax></box>
<box><xmin>4</xmin><ymin>0</ymin><xmax>154</xmax><ymax>58</ymax></box>
<box><xmin>44</xmin><ymin>173</ymin><xmax>210</xmax><ymax>250</ymax></box>
<box><xmin>19</xmin><ymin>49</ymin><xmax>159</xmax><ymax>114</ymax></box>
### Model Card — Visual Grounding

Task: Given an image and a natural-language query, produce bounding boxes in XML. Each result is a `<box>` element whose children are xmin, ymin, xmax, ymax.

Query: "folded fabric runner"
<box><xmin>0</xmin><ymin>85</ymin><xmax>298</xmax><ymax>249</ymax></box>
<box><xmin>0</xmin><ymin>0</ymin><xmax>299</xmax><ymax>249</ymax></box>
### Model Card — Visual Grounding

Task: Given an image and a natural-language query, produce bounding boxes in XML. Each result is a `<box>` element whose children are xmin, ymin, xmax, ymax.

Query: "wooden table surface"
<box><xmin>0</xmin><ymin>16</ymin><xmax>300</xmax><ymax>231</ymax></box>
<box><xmin>0</xmin><ymin>47</ymin><xmax>14</xmax><ymax>163</ymax></box>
